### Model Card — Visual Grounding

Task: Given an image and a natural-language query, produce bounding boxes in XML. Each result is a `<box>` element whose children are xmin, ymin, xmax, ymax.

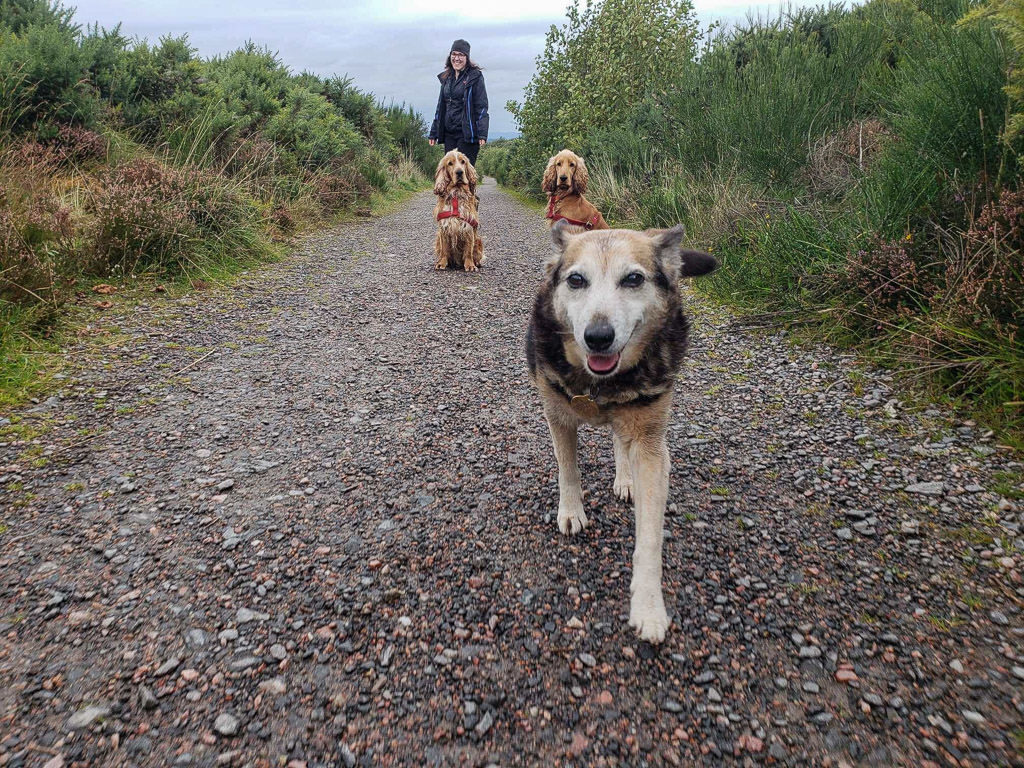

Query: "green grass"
<box><xmin>992</xmin><ymin>469</ymin><xmax>1024</xmax><ymax>499</ymax></box>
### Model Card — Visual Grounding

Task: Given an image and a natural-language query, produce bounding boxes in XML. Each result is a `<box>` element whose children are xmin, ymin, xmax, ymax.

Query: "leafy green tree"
<box><xmin>509</xmin><ymin>0</ymin><xmax>700</xmax><ymax>154</ymax></box>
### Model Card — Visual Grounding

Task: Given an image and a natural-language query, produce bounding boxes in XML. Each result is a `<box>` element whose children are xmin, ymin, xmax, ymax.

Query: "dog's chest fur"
<box><xmin>526</xmin><ymin>278</ymin><xmax>691</xmax><ymax>409</ymax></box>
<box><xmin>437</xmin><ymin>189</ymin><xmax>476</xmax><ymax>234</ymax></box>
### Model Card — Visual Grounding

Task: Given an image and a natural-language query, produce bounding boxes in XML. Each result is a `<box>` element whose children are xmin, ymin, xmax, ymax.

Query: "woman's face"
<box><xmin>450</xmin><ymin>51</ymin><xmax>467</xmax><ymax>72</ymax></box>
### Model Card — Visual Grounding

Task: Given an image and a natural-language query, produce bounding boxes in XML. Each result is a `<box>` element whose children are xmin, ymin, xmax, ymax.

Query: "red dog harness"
<box><xmin>437</xmin><ymin>196</ymin><xmax>478</xmax><ymax>229</ymax></box>
<box><xmin>545</xmin><ymin>195</ymin><xmax>600</xmax><ymax>230</ymax></box>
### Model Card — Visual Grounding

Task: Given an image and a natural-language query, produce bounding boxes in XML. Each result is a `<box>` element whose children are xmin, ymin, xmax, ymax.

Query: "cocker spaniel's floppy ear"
<box><xmin>433</xmin><ymin>156</ymin><xmax>449</xmax><ymax>196</ymax></box>
<box><xmin>572</xmin><ymin>154</ymin><xmax>589</xmax><ymax>195</ymax></box>
<box><xmin>466</xmin><ymin>158</ymin><xmax>478</xmax><ymax>193</ymax></box>
<box><xmin>541</xmin><ymin>155</ymin><xmax>558</xmax><ymax>194</ymax></box>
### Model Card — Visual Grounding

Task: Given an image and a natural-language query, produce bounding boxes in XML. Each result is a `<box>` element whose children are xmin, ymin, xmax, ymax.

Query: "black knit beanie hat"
<box><xmin>450</xmin><ymin>39</ymin><xmax>470</xmax><ymax>57</ymax></box>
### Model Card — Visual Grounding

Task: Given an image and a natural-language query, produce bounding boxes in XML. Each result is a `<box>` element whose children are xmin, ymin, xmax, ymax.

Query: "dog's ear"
<box><xmin>467</xmin><ymin>159</ymin><xmax>478</xmax><ymax>193</ymax></box>
<box><xmin>550</xmin><ymin>218</ymin><xmax>577</xmax><ymax>254</ymax></box>
<box><xmin>650</xmin><ymin>225</ymin><xmax>718</xmax><ymax>282</ymax></box>
<box><xmin>679</xmin><ymin>249</ymin><xmax>718</xmax><ymax>277</ymax></box>
<box><xmin>650</xmin><ymin>225</ymin><xmax>686</xmax><ymax>283</ymax></box>
<box><xmin>433</xmin><ymin>158</ymin><xmax>449</xmax><ymax>196</ymax></box>
<box><xmin>573</xmin><ymin>154</ymin><xmax>589</xmax><ymax>195</ymax></box>
<box><xmin>542</xmin><ymin>155</ymin><xmax>558</xmax><ymax>194</ymax></box>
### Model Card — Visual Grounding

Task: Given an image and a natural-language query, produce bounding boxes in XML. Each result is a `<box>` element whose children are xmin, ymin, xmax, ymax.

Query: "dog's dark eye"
<box><xmin>620</xmin><ymin>272</ymin><xmax>645</xmax><ymax>288</ymax></box>
<box><xmin>566</xmin><ymin>273</ymin><xmax>587</xmax><ymax>290</ymax></box>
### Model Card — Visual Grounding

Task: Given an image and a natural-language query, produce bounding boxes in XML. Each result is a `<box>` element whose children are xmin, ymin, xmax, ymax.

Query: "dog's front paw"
<box><xmin>613</xmin><ymin>474</ymin><xmax>633</xmax><ymax>502</ymax></box>
<box><xmin>435</xmin><ymin>260</ymin><xmax>448</xmax><ymax>270</ymax></box>
<box><xmin>557</xmin><ymin>501</ymin><xmax>589</xmax><ymax>535</ymax></box>
<box><xmin>629</xmin><ymin>586</ymin><xmax>669</xmax><ymax>644</ymax></box>
<box><xmin>463</xmin><ymin>261</ymin><xmax>478</xmax><ymax>272</ymax></box>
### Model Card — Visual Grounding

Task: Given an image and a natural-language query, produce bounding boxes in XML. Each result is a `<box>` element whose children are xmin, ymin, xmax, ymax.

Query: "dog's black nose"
<box><xmin>584</xmin><ymin>323</ymin><xmax>615</xmax><ymax>352</ymax></box>
<box><xmin>559</xmin><ymin>175</ymin><xmax>568</xmax><ymax>181</ymax></box>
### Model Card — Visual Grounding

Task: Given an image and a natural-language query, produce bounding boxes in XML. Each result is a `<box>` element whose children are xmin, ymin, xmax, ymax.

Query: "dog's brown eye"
<box><xmin>621</xmin><ymin>272</ymin><xmax>645</xmax><ymax>288</ymax></box>
<box><xmin>566</xmin><ymin>273</ymin><xmax>587</xmax><ymax>290</ymax></box>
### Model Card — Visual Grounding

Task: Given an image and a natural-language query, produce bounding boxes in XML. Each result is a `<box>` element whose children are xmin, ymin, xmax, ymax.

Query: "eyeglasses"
<box><xmin>450</xmin><ymin>53</ymin><xmax>466</xmax><ymax>59</ymax></box>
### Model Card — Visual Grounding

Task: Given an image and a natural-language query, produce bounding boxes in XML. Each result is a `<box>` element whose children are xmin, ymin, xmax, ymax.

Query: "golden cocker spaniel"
<box><xmin>542</xmin><ymin>149</ymin><xmax>609</xmax><ymax>233</ymax></box>
<box><xmin>433</xmin><ymin>150</ymin><xmax>485</xmax><ymax>271</ymax></box>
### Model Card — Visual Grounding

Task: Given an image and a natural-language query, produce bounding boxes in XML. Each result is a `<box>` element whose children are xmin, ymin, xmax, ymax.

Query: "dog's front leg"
<box><xmin>462</xmin><ymin>233</ymin><xmax>478</xmax><ymax>272</ymax></box>
<box><xmin>625</xmin><ymin>433</ymin><xmax>671</xmax><ymax>643</ymax></box>
<box><xmin>434</xmin><ymin>229</ymin><xmax>448</xmax><ymax>270</ymax></box>
<box><xmin>612</xmin><ymin>431</ymin><xmax>633</xmax><ymax>502</ymax></box>
<box><xmin>545</xmin><ymin>406</ymin><xmax>587</xmax><ymax>534</ymax></box>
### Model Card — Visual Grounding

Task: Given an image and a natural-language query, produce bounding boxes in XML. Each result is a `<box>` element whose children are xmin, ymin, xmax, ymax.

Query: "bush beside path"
<box><xmin>0</xmin><ymin>181</ymin><xmax>1021</xmax><ymax>767</ymax></box>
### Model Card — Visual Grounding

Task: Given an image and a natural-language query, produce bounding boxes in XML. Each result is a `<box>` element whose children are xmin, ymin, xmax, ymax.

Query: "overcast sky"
<box><xmin>68</xmin><ymin>0</ymin><xmax>826</xmax><ymax>137</ymax></box>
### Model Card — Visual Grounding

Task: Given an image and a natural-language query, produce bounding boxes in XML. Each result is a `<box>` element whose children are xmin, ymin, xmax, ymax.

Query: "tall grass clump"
<box><xmin>497</xmin><ymin>0</ymin><xmax>1023</xmax><ymax>434</ymax></box>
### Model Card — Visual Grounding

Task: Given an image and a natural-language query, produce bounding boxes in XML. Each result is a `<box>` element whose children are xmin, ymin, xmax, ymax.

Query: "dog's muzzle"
<box><xmin>583</xmin><ymin>322</ymin><xmax>620</xmax><ymax>375</ymax></box>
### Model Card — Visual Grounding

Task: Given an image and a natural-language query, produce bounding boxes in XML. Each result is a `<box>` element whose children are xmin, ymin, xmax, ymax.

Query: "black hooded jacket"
<box><xmin>429</xmin><ymin>67</ymin><xmax>489</xmax><ymax>144</ymax></box>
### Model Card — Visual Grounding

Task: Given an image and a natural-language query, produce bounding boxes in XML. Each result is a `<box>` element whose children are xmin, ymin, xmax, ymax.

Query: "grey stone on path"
<box><xmin>139</xmin><ymin>686</ymin><xmax>159</xmax><ymax>710</ymax></box>
<box><xmin>67</xmin><ymin>705</ymin><xmax>110</xmax><ymax>730</ymax></box>
<box><xmin>214</xmin><ymin>713</ymin><xmax>239</xmax><ymax>736</ymax></box>
<box><xmin>906</xmin><ymin>481</ymin><xmax>944</xmax><ymax>496</ymax></box>
<box><xmin>184</xmin><ymin>629</ymin><xmax>208</xmax><ymax>648</ymax></box>
<box><xmin>475</xmin><ymin>711</ymin><xmax>494</xmax><ymax>737</ymax></box>
<box><xmin>155</xmin><ymin>657</ymin><xmax>181</xmax><ymax>676</ymax></box>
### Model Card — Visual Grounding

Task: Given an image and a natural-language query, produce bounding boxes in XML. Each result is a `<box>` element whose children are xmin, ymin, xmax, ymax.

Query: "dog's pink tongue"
<box><xmin>587</xmin><ymin>353</ymin><xmax>620</xmax><ymax>373</ymax></box>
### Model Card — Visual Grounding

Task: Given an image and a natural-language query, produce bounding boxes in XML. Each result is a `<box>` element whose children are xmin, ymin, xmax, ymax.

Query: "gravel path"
<box><xmin>1</xmin><ymin>179</ymin><xmax>1021</xmax><ymax>768</ymax></box>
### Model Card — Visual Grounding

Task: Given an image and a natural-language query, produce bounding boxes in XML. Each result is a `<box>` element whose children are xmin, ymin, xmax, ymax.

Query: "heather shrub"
<box><xmin>495</xmin><ymin>0</ymin><xmax>1022</xmax><ymax>430</ymax></box>
<box><xmin>0</xmin><ymin>143</ymin><xmax>73</xmax><ymax>304</ymax></box>
<box><xmin>842</xmin><ymin>235</ymin><xmax>935</xmax><ymax>321</ymax></box>
<box><xmin>86</xmin><ymin>158</ymin><xmax>198</xmax><ymax>271</ymax></box>
<box><xmin>307</xmin><ymin>169</ymin><xmax>368</xmax><ymax>212</ymax></box>
<box><xmin>950</xmin><ymin>187</ymin><xmax>1024</xmax><ymax>339</ymax></box>
<box><xmin>86</xmin><ymin>158</ymin><xmax>264</xmax><ymax>273</ymax></box>
<box><xmin>48</xmin><ymin>123</ymin><xmax>106</xmax><ymax>164</ymax></box>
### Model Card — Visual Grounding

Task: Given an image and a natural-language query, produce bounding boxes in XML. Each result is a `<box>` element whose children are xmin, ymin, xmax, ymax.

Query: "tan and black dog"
<box><xmin>526</xmin><ymin>220</ymin><xmax>717</xmax><ymax>643</ymax></box>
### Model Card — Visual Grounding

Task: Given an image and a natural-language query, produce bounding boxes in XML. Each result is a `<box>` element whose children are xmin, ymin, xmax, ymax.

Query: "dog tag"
<box><xmin>570</xmin><ymin>394</ymin><xmax>600</xmax><ymax>420</ymax></box>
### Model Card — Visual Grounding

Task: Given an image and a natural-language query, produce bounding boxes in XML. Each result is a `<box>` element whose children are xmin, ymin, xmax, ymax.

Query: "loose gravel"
<box><xmin>1</xmin><ymin>179</ymin><xmax>1021</xmax><ymax>767</ymax></box>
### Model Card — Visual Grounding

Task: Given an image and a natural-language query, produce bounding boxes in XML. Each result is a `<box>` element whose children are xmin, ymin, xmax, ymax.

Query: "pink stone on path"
<box><xmin>739</xmin><ymin>734</ymin><xmax>764</xmax><ymax>753</ymax></box>
<box><xmin>570</xmin><ymin>732</ymin><xmax>589</xmax><ymax>756</ymax></box>
<box><xmin>835</xmin><ymin>669</ymin><xmax>858</xmax><ymax>683</ymax></box>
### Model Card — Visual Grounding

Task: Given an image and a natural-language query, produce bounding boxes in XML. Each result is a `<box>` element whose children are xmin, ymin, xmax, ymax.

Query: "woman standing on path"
<box><xmin>428</xmin><ymin>39</ymin><xmax>488</xmax><ymax>166</ymax></box>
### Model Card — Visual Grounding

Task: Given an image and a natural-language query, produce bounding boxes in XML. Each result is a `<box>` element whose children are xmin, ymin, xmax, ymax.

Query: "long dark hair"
<box><xmin>441</xmin><ymin>54</ymin><xmax>482</xmax><ymax>79</ymax></box>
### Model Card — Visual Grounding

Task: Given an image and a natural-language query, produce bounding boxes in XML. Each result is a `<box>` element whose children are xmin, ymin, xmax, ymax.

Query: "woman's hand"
<box><xmin>429</xmin><ymin>139</ymin><xmax>436</xmax><ymax>146</ymax></box>
<box><xmin>479</xmin><ymin>139</ymin><xmax>486</xmax><ymax>146</ymax></box>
